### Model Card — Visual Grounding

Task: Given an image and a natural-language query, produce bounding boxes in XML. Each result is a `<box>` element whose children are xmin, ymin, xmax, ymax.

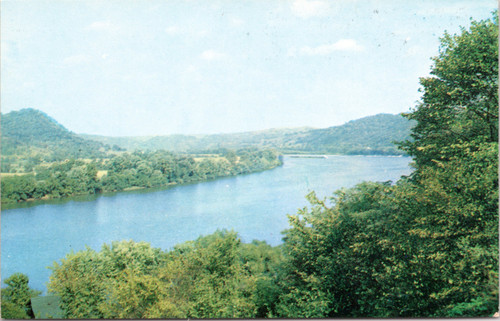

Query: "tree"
<box><xmin>276</xmin><ymin>183</ymin><xmax>404</xmax><ymax>318</ymax></box>
<box><xmin>48</xmin><ymin>248</ymin><xmax>107</xmax><ymax>318</ymax></box>
<box><xmin>240</xmin><ymin>240</ymin><xmax>284</xmax><ymax>317</ymax></box>
<box><xmin>393</xmin><ymin>142</ymin><xmax>498</xmax><ymax>317</ymax></box>
<box><xmin>396</xmin><ymin>13</ymin><xmax>499</xmax><ymax>316</ymax></box>
<box><xmin>1</xmin><ymin>273</ymin><xmax>41</xmax><ymax>319</ymax></box>
<box><xmin>168</xmin><ymin>230</ymin><xmax>258</xmax><ymax>318</ymax></box>
<box><xmin>400</xmin><ymin>14</ymin><xmax>498</xmax><ymax>171</ymax></box>
<box><xmin>48</xmin><ymin>241</ymin><xmax>167</xmax><ymax>319</ymax></box>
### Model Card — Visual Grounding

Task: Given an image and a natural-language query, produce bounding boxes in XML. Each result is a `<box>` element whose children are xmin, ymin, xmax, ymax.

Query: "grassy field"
<box><xmin>192</xmin><ymin>154</ymin><xmax>225</xmax><ymax>162</ymax></box>
<box><xmin>97</xmin><ymin>170</ymin><xmax>108</xmax><ymax>179</ymax></box>
<box><xmin>31</xmin><ymin>296</ymin><xmax>63</xmax><ymax>319</ymax></box>
<box><xmin>1</xmin><ymin>172</ymin><xmax>29</xmax><ymax>177</ymax></box>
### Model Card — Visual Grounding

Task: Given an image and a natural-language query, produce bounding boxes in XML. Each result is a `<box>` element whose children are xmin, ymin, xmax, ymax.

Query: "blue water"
<box><xmin>1</xmin><ymin>155</ymin><xmax>412</xmax><ymax>292</ymax></box>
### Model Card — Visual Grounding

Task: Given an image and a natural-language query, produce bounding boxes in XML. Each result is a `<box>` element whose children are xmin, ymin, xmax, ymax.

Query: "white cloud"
<box><xmin>63</xmin><ymin>54</ymin><xmax>91</xmax><ymax>65</ymax></box>
<box><xmin>291</xmin><ymin>0</ymin><xmax>329</xmax><ymax>18</ymax></box>
<box><xmin>200</xmin><ymin>49</ymin><xmax>226</xmax><ymax>61</ymax></box>
<box><xmin>85</xmin><ymin>21</ymin><xmax>118</xmax><ymax>32</ymax></box>
<box><xmin>290</xmin><ymin>39</ymin><xmax>365</xmax><ymax>56</ymax></box>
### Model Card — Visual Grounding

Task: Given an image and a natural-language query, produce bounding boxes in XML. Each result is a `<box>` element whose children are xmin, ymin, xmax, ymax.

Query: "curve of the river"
<box><xmin>1</xmin><ymin>155</ymin><xmax>412</xmax><ymax>292</ymax></box>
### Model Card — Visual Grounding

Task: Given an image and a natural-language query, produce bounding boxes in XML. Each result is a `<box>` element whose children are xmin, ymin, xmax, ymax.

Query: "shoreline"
<box><xmin>1</xmin><ymin>162</ymin><xmax>282</xmax><ymax>210</ymax></box>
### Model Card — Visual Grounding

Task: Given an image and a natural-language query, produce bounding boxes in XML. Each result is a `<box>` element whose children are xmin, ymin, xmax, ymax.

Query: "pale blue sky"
<box><xmin>1</xmin><ymin>0</ymin><xmax>496</xmax><ymax>136</ymax></box>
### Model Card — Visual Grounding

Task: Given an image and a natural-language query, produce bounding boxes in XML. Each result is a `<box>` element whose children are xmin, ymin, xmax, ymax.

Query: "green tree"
<box><xmin>395</xmin><ymin>13</ymin><xmax>499</xmax><ymax>316</ymax></box>
<box><xmin>169</xmin><ymin>230</ymin><xmax>257</xmax><ymax>318</ymax></box>
<box><xmin>277</xmin><ymin>182</ymin><xmax>404</xmax><ymax>318</ymax></box>
<box><xmin>48</xmin><ymin>248</ymin><xmax>107</xmax><ymax>318</ymax></box>
<box><xmin>393</xmin><ymin>142</ymin><xmax>498</xmax><ymax>316</ymax></box>
<box><xmin>240</xmin><ymin>240</ymin><xmax>284</xmax><ymax>317</ymax></box>
<box><xmin>400</xmin><ymin>14</ymin><xmax>498</xmax><ymax>171</ymax></box>
<box><xmin>1</xmin><ymin>273</ymin><xmax>41</xmax><ymax>319</ymax></box>
<box><xmin>48</xmin><ymin>241</ymin><xmax>166</xmax><ymax>319</ymax></box>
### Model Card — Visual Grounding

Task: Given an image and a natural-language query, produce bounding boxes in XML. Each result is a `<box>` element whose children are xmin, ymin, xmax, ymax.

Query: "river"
<box><xmin>1</xmin><ymin>155</ymin><xmax>412</xmax><ymax>292</ymax></box>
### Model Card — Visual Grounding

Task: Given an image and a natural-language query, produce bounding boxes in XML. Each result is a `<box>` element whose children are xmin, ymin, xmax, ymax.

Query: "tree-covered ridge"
<box><xmin>82</xmin><ymin>127</ymin><xmax>314</xmax><ymax>153</ymax></box>
<box><xmin>294</xmin><ymin>113</ymin><xmax>413</xmax><ymax>155</ymax></box>
<box><xmin>82</xmin><ymin>113</ymin><xmax>413</xmax><ymax>155</ymax></box>
<box><xmin>1</xmin><ymin>148</ymin><xmax>282</xmax><ymax>204</ymax></box>
<box><xmin>1</xmin><ymin>108</ymin><xmax>115</xmax><ymax>172</ymax></box>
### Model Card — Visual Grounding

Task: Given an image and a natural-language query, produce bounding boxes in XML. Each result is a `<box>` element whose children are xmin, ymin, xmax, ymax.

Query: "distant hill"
<box><xmin>1</xmin><ymin>108</ymin><xmax>413</xmax><ymax>173</ymax></box>
<box><xmin>1</xmin><ymin>108</ymin><xmax>111</xmax><ymax>171</ymax></box>
<box><xmin>81</xmin><ymin>127</ymin><xmax>313</xmax><ymax>153</ymax></box>
<box><xmin>83</xmin><ymin>113</ymin><xmax>414</xmax><ymax>155</ymax></box>
<box><xmin>291</xmin><ymin>113</ymin><xmax>414</xmax><ymax>155</ymax></box>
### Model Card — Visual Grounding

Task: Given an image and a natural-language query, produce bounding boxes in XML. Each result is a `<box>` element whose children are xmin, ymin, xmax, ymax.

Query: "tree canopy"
<box><xmin>1</xmin><ymin>273</ymin><xmax>41</xmax><ymax>319</ymax></box>
<box><xmin>400</xmin><ymin>14</ymin><xmax>498</xmax><ymax>171</ymax></box>
<box><xmin>47</xmin><ymin>231</ymin><xmax>284</xmax><ymax>319</ymax></box>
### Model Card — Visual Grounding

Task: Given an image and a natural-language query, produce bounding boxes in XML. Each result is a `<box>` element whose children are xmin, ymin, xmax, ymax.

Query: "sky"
<box><xmin>1</xmin><ymin>0</ymin><xmax>497</xmax><ymax>136</ymax></box>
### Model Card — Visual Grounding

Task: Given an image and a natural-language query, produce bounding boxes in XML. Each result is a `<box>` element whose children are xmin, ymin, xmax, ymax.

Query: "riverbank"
<box><xmin>1</xmin><ymin>149</ymin><xmax>282</xmax><ymax>208</ymax></box>
<box><xmin>2</xmin><ymin>155</ymin><xmax>412</xmax><ymax>295</ymax></box>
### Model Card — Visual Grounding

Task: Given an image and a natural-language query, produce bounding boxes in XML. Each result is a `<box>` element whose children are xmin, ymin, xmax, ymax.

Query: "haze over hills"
<box><xmin>1</xmin><ymin>108</ymin><xmax>414</xmax><ymax>172</ymax></box>
<box><xmin>80</xmin><ymin>126</ymin><xmax>313</xmax><ymax>154</ymax></box>
<box><xmin>82</xmin><ymin>113</ymin><xmax>414</xmax><ymax>155</ymax></box>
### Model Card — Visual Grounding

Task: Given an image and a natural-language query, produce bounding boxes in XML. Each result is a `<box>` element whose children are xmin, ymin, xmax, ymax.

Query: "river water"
<box><xmin>1</xmin><ymin>155</ymin><xmax>412</xmax><ymax>292</ymax></box>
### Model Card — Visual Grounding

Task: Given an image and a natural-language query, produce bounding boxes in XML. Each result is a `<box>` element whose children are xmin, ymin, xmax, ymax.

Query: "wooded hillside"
<box><xmin>82</xmin><ymin>113</ymin><xmax>413</xmax><ymax>155</ymax></box>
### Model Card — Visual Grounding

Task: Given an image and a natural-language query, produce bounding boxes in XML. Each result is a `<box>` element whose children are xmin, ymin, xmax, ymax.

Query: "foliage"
<box><xmin>1</xmin><ymin>273</ymin><xmax>41</xmax><ymax>319</ymax></box>
<box><xmin>47</xmin><ymin>248</ymin><xmax>108</xmax><ymax>318</ymax></box>
<box><xmin>47</xmin><ymin>231</ymin><xmax>284</xmax><ymax>319</ymax></box>
<box><xmin>100</xmin><ymin>148</ymin><xmax>281</xmax><ymax>192</ymax></box>
<box><xmin>399</xmin><ymin>15</ymin><xmax>498</xmax><ymax>171</ymax></box>
<box><xmin>240</xmin><ymin>240</ymin><xmax>284</xmax><ymax>317</ymax></box>
<box><xmin>295</xmin><ymin>113</ymin><xmax>414</xmax><ymax>155</ymax></box>
<box><xmin>1</xmin><ymin>160</ymin><xmax>101</xmax><ymax>203</ymax></box>
<box><xmin>1</xmin><ymin>148</ymin><xmax>281</xmax><ymax>204</ymax></box>
<box><xmin>393</xmin><ymin>142</ymin><xmax>498</xmax><ymax>316</ymax></box>
<box><xmin>277</xmin><ymin>183</ymin><xmax>403</xmax><ymax>317</ymax></box>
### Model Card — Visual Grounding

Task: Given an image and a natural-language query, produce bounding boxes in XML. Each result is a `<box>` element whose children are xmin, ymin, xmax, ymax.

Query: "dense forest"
<box><xmin>2</xmin><ymin>14</ymin><xmax>498</xmax><ymax>319</ymax></box>
<box><xmin>82</xmin><ymin>113</ymin><xmax>413</xmax><ymax>155</ymax></box>
<box><xmin>1</xmin><ymin>148</ymin><xmax>281</xmax><ymax>204</ymax></box>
